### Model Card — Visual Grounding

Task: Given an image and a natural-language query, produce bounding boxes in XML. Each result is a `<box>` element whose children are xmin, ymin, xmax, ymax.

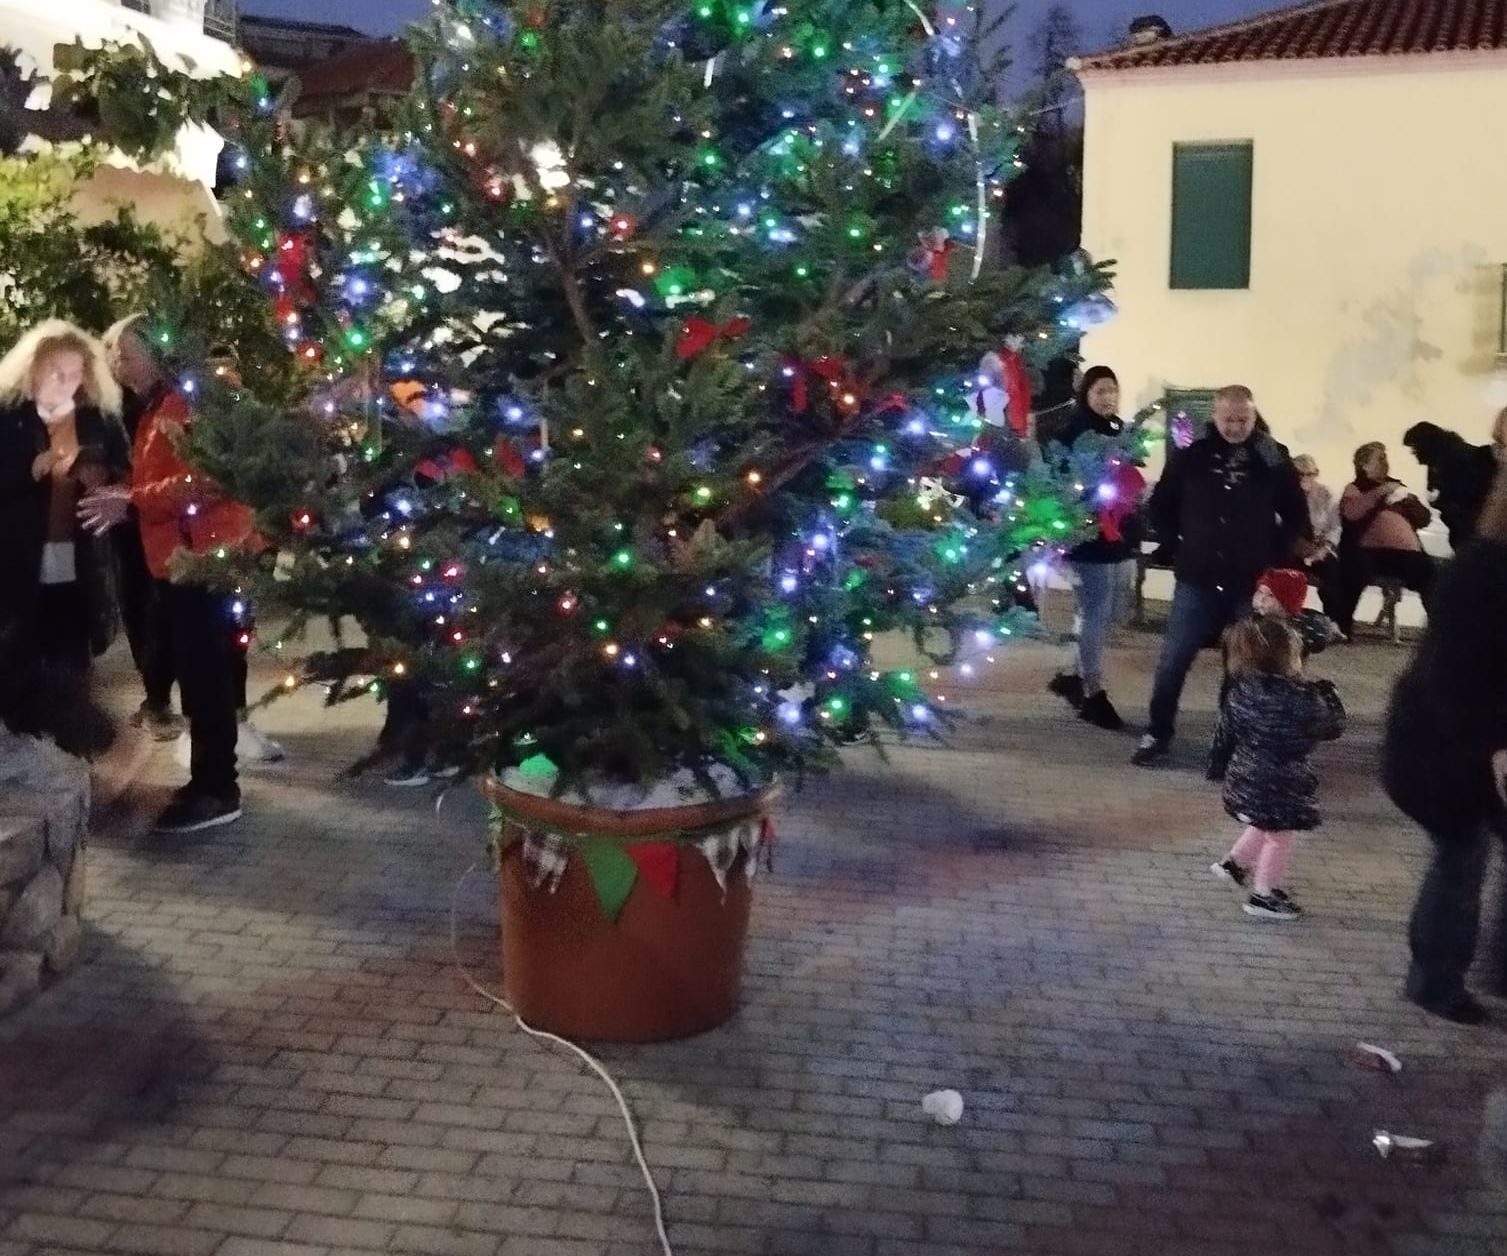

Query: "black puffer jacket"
<box><xmin>1221</xmin><ymin>674</ymin><xmax>1345</xmax><ymax>832</ymax></box>
<box><xmin>1383</xmin><ymin>540</ymin><xmax>1507</xmax><ymax>837</ymax></box>
<box><xmin>1149</xmin><ymin>429</ymin><xmax>1310</xmax><ymax>597</ymax></box>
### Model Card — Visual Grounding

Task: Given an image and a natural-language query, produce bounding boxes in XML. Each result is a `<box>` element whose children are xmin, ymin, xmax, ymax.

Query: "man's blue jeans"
<box><xmin>1147</xmin><ymin>581</ymin><xmax>1251</xmax><ymax>744</ymax></box>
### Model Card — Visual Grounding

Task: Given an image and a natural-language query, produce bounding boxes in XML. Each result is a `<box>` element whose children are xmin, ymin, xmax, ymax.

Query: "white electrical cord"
<box><xmin>448</xmin><ymin>864</ymin><xmax>675</xmax><ymax>1256</ymax></box>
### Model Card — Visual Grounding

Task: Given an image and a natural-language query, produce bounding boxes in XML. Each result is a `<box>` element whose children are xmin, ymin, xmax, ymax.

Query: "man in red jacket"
<box><xmin>80</xmin><ymin>317</ymin><xmax>257</xmax><ymax>833</ymax></box>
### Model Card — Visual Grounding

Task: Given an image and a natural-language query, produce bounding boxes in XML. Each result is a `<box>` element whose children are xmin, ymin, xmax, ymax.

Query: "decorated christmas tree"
<box><xmin>58</xmin><ymin>0</ymin><xmax>1133</xmax><ymax>796</ymax></box>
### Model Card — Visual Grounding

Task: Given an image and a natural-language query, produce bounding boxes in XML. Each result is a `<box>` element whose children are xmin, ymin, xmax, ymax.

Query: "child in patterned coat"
<box><xmin>1210</xmin><ymin>617</ymin><xmax>1346</xmax><ymax>920</ymax></box>
<box><xmin>1207</xmin><ymin>567</ymin><xmax>1336</xmax><ymax>780</ymax></box>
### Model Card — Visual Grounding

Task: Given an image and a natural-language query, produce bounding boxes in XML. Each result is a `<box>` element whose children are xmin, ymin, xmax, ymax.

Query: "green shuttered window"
<box><xmin>1169</xmin><ymin>142</ymin><xmax>1253</xmax><ymax>290</ymax></box>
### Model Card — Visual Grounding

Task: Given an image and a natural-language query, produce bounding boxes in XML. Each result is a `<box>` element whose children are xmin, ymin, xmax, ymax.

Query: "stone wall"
<box><xmin>0</xmin><ymin>732</ymin><xmax>89</xmax><ymax>1018</ymax></box>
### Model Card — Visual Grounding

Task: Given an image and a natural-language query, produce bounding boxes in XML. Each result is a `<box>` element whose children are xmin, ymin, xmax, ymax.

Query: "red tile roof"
<box><xmin>1076</xmin><ymin>0</ymin><xmax>1507</xmax><ymax>71</ymax></box>
<box><xmin>294</xmin><ymin>39</ymin><xmax>414</xmax><ymax>102</ymax></box>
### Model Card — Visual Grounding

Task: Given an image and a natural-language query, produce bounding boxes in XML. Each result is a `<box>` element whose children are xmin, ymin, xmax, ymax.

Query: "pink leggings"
<box><xmin>1228</xmin><ymin>826</ymin><xmax>1294</xmax><ymax>894</ymax></box>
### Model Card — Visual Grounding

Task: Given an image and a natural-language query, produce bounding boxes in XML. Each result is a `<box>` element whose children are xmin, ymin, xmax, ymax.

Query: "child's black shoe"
<box><xmin>1210</xmin><ymin>858</ymin><xmax>1247</xmax><ymax>889</ymax></box>
<box><xmin>1244</xmin><ymin>889</ymin><xmax>1302</xmax><ymax>921</ymax></box>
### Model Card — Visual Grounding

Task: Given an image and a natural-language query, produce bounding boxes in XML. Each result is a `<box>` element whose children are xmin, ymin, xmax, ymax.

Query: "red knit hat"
<box><xmin>1256</xmin><ymin>568</ymin><xmax>1308</xmax><ymax>617</ymax></box>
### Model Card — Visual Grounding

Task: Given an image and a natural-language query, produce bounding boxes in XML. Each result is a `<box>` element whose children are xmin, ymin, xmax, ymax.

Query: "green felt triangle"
<box><xmin>577</xmin><ymin>838</ymin><xmax>639</xmax><ymax>922</ymax></box>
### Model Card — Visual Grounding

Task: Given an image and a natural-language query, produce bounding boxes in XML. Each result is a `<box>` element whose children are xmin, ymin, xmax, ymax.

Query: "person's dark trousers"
<box><xmin>11</xmin><ymin>584</ymin><xmax>112</xmax><ymax>757</ymax></box>
<box><xmin>380</xmin><ymin>678</ymin><xmax>431</xmax><ymax>767</ymax></box>
<box><xmin>34</xmin><ymin>583</ymin><xmax>92</xmax><ymax>672</ymax></box>
<box><xmin>1406</xmin><ymin>822</ymin><xmax>1506</xmax><ymax>1007</ymax></box>
<box><xmin>233</xmin><ymin>646</ymin><xmax>249</xmax><ymax>713</ymax></box>
<box><xmin>113</xmin><ymin>519</ymin><xmax>175</xmax><ymax>711</ymax></box>
<box><xmin>1334</xmin><ymin>547</ymin><xmax>1435</xmax><ymax>637</ymax></box>
<box><xmin>1338</xmin><ymin>545</ymin><xmax>1428</xmax><ymax>636</ymax></box>
<box><xmin>161</xmin><ymin>581</ymin><xmax>239</xmax><ymax>801</ymax></box>
<box><xmin>1307</xmin><ymin>555</ymin><xmax>1344</xmax><ymax>623</ymax></box>
<box><xmin>1147</xmin><ymin>580</ymin><xmax>1251</xmax><ymax>745</ymax></box>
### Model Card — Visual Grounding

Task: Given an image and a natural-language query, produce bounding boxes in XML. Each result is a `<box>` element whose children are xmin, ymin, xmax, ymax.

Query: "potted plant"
<box><xmin>60</xmin><ymin>0</ymin><xmax>1116</xmax><ymax>1040</ymax></box>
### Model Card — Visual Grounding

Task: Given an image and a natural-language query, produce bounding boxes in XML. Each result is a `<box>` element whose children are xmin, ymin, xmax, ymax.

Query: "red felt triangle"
<box><xmin>627</xmin><ymin>842</ymin><xmax>679</xmax><ymax>900</ymax></box>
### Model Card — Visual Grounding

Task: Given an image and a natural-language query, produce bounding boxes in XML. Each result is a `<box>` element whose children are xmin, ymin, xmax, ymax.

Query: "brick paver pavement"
<box><xmin>3</xmin><ymin>622</ymin><xmax>1506</xmax><ymax>1256</ymax></box>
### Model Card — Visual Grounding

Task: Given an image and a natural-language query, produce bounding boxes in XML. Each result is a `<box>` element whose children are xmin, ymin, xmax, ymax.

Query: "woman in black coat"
<box><xmin>1402</xmin><ymin>420</ymin><xmax>1497</xmax><ymax>552</ymax></box>
<box><xmin>1043</xmin><ymin>366</ymin><xmax>1142</xmax><ymax>732</ymax></box>
<box><xmin>1383</xmin><ymin>465</ymin><xmax>1507</xmax><ymax>1024</ymax></box>
<box><xmin>0</xmin><ymin>321</ymin><xmax>128</xmax><ymax>756</ymax></box>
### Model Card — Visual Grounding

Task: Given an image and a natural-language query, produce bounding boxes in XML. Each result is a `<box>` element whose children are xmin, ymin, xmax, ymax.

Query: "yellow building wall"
<box><xmin>71</xmin><ymin>164</ymin><xmax>225</xmax><ymax>244</ymax></box>
<box><xmin>1077</xmin><ymin>55</ymin><xmax>1507</xmax><ymax>501</ymax></box>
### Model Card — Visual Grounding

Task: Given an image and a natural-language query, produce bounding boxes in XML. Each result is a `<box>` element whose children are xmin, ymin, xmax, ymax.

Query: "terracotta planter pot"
<box><xmin>481</xmin><ymin>778</ymin><xmax>776</xmax><ymax>1043</ymax></box>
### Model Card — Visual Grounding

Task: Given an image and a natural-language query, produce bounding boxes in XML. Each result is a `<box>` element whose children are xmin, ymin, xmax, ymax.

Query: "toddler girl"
<box><xmin>1207</xmin><ymin>567</ymin><xmax>1335</xmax><ymax>780</ymax></box>
<box><xmin>1210</xmin><ymin>616</ymin><xmax>1346</xmax><ymax>920</ymax></box>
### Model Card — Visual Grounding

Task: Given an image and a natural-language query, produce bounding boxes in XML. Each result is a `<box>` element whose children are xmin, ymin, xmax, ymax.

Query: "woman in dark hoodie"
<box><xmin>1383</xmin><ymin>464</ymin><xmax>1507</xmax><ymax>1024</ymax></box>
<box><xmin>1044</xmin><ymin>366</ymin><xmax>1143</xmax><ymax>731</ymax></box>
<box><xmin>1402</xmin><ymin>420</ymin><xmax>1497</xmax><ymax>551</ymax></box>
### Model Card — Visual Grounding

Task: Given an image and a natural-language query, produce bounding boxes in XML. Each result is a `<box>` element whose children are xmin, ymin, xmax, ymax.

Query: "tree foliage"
<box><xmin>55</xmin><ymin>0</ymin><xmax>1137</xmax><ymax>795</ymax></box>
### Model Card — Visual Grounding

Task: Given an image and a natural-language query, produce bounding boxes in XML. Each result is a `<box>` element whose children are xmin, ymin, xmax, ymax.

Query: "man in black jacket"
<box><xmin>1132</xmin><ymin>386</ymin><xmax>1310</xmax><ymax>766</ymax></box>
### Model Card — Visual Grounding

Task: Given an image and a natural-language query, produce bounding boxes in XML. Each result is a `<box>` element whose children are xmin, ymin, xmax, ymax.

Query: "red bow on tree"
<box><xmin>1096</xmin><ymin>461</ymin><xmax>1147</xmax><ymax>543</ymax></box>
<box><xmin>492</xmin><ymin>437</ymin><xmax>526</xmax><ymax>478</ymax></box>
<box><xmin>414</xmin><ymin>446</ymin><xmax>480</xmax><ymax>485</ymax></box>
<box><xmin>781</xmin><ymin>355</ymin><xmax>853</xmax><ymax>415</ymax></box>
<box><xmin>676</xmin><ymin>316</ymin><xmax>752</xmax><ymax>360</ymax></box>
<box><xmin>272</xmin><ymin>231</ymin><xmax>313</xmax><ymax>283</ymax></box>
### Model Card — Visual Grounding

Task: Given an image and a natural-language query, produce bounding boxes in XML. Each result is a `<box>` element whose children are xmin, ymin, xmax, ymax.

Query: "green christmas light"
<box><xmin>612</xmin><ymin>549</ymin><xmax>634</xmax><ymax>568</ymax></box>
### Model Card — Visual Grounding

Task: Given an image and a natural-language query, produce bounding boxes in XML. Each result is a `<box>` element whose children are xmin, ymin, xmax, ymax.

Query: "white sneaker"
<box><xmin>238</xmin><ymin>719</ymin><xmax>287</xmax><ymax>765</ymax></box>
<box><xmin>172</xmin><ymin>723</ymin><xmax>286</xmax><ymax>769</ymax></box>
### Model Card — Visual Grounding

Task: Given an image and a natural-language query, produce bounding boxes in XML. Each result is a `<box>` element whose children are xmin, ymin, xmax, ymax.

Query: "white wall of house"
<box><xmin>0</xmin><ymin>0</ymin><xmax>238</xmax><ymax>231</ymax></box>
<box><xmin>1077</xmin><ymin>52</ymin><xmax>1507</xmax><ymax>513</ymax></box>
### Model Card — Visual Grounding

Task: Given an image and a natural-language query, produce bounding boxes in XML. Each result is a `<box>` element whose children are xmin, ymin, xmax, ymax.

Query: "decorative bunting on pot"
<box><xmin>491</xmin><ymin>791</ymin><xmax>778</xmax><ymax>919</ymax></box>
<box><xmin>521</xmin><ymin>829</ymin><xmax>570</xmax><ymax>892</ymax></box>
<box><xmin>627</xmin><ymin>842</ymin><xmax>679</xmax><ymax>900</ymax></box>
<box><xmin>698</xmin><ymin>830</ymin><xmax>741</xmax><ymax>895</ymax></box>
<box><xmin>577</xmin><ymin>838</ymin><xmax>638</xmax><ymax>922</ymax></box>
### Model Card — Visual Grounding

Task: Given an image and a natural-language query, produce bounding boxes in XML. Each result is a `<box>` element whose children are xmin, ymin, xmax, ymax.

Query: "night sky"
<box><xmin>241</xmin><ymin>0</ymin><xmax>1284</xmax><ymax>59</ymax></box>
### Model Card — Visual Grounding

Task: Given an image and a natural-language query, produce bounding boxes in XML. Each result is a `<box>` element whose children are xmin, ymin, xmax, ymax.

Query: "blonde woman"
<box><xmin>1292</xmin><ymin>454</ymin><xmax>1342</xmax><ymax>622</ymax></box>
<box><xmin>0</xmin><ymin>320</ymin><xmax>127</xmax><ymax>756</ymax></box>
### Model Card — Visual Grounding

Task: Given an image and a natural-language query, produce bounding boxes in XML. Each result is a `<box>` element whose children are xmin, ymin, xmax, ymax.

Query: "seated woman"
<box><xmin>1334</xmin><ymin>441</ymin><xmax>1434</xmax><ymax>639</ymax></box>
<box><xmin>1293</xmin><ymin>453</ymin><xmax>1342</xmax><ymax>621</ymax></box>
<box><xmin>0</xmin><ymin>320</ymin><xmax>128</xmax><ymax>756</ymax></box>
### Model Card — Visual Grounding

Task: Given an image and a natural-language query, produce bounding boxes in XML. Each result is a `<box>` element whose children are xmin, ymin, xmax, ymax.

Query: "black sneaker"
<box><xmin>1131</xmin><ymin>735</ymin><xmax>1169</xmax><ymax>767</ymax></box>
<box><xmin>1244</xmin><ymin>890</ymin><xmax>1302</xmax><ymax>921</ymax></box>
<box><xmin>1077</xmin><ymin>690</ymin><xmax>1124</xmax><ymax>731</ymax></box>
<box><xmin>383</xmin><ymin>761</ymin><xmax>433</xmax><ymax>788</ymax></box>
<box><xmin>131</xmin><ymin>701</ymin><xmax>184</xmax><ymax>742</ymax></box>
<box><xmin>1210</xmin><ymin>858</ymin><xmax>1247</xmax><ymax>889</ymax></box>
<box><xmin>1047</xmin><ymin>673</ymin><xmax>1085</xmax><ymax>709</ymax></box>
<box><xmin>153</xmin><ymin>792</ymin><xmax>242</xmax><ymax>834</ymax></box>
